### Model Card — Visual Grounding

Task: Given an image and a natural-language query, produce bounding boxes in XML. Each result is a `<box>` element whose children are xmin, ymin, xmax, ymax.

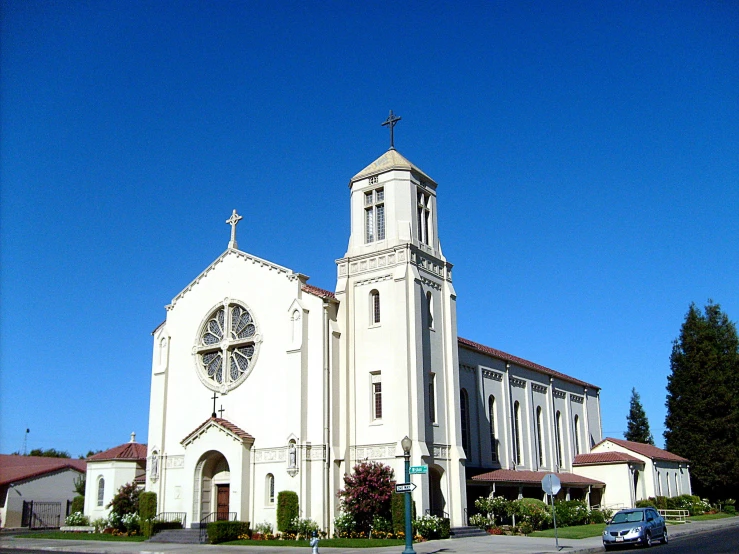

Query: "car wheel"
<box><xmin>662</xmin><ymin>529</ymin><xmax>668</xmax><ymax>545</ymax></box>
<box><xmin>644</xmin><ymin>531</ymin><xmax>653</xmax><ymax>547</ymax></box>
<box><xmin>604</xmin><ymin>545</ymin><xmax>612</xmax><ymax>552</ymax></box>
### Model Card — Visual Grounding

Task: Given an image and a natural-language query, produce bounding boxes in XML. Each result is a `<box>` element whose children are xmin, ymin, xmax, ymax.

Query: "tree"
<box><xmin>23</xmin><ymin>448</ymin><xmax>71</xmax><ymax>458</ymax></box>
<box><xmin>337</xmin><ymin>461</ymin><xmax>395</xmax><ymax>534</ymax></box>
<box><xmin>624</xmin><ymin>388</ymin><xmax>654</xmax><ymax>444</ymax></box>
<box><xmin>665</xmin><ymin>301</ymin><xmax>739</xmax><ymax>501</ymax></box>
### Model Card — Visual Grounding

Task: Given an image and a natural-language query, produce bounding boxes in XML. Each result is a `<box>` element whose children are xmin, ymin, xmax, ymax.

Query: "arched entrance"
<box><xmin>195</xmin><ymin>451</ymin><xmax>231</xmax><ymax>522</ymax></box>
<box><xmin>428</xmin><ymin>465</ymin><xmax>447</xmax><ymax>517</ymax></box>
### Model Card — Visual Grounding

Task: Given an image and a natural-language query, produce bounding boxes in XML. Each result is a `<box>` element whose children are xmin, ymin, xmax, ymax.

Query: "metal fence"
<box><xmin>21</xmin><ymin>501</ymin><xmax>62</xmax><ymax>529</ymax></box>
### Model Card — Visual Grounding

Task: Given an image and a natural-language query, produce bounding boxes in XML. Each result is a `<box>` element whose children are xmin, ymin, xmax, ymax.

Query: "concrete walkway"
<box><xmin>2</xmin><ymin>517</ymin><xmax>738</xmax><ymax>554</ymax></box>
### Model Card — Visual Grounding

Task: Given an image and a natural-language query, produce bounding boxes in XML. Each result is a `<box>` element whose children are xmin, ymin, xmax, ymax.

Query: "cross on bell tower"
<box><xmin>381</xmin><ymin>110</ymin><xmax>402</xmax><ymax>150</ymax></box>
<box><xmin>226</xmin><ymin>209</ymin><xmax>242</xmax><ymax>249</ymax></box>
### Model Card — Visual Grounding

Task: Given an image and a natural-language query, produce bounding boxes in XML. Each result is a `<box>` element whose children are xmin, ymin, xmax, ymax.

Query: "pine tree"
<box><xmin>624</xmin><ymin>388</ymin><xmax>654</xmax><ymax>444</ymax></box>
<box><xmin>665</xmin><ymin>301</ymin><xmax>739</xmax><ymax>501</ymax></box>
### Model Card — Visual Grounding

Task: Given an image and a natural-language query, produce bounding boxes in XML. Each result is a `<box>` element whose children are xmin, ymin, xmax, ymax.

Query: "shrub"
<box><xmin>371</xmin><ymin>515</ymin><xmax>392</xmax><ymax>534</ymax></box>
<box><xmin>724</xmin><ymin>505</ymin><xmax>736</xmax><ymax>515</ymax></box>
<box><xmin>510</xmin><ymin>498</ymin><xmax>551</xmax><ymax>531</ymax></box>
<box><xmin>139</xmin><ymin>492</ymin><xmax>157</xmax><ymax>520</ymax></box>
<box><xmin>107</xmin><ymin>482</ymin><xmax>140</xmax><ymax>517</ymax></box>
<box><xmin>589</xmin><ymin>508</ymin><xmax>608</xmax><ymax>524</ymax></box>
<box><xmin>64</xmin><ymin>511</ymin><xmax>90</xmax><ymax>526</ymax></box>
<box><xmin>414</xmin><ymin>514</ymin><xmax>450</xmax><ymax>539</ymax></box>
<box><xmin>276</xmin><ymin>491</ymin><xmax>299</xmax><ymax>532</ymax></box>
<box><xmin>70</xmin><ymin>495</ymin><xmax>85</xmax><ymax>515</ymax></box>
<box><xmin>469</xmin><ymin>513</ymin><xmax>490</xmax><ymax>530</ymax></box>
<box><xmin>518</xmin><ymin>521</ymin><xmax>533</xmax><ymax>535</ymax></box>
<box><xmin>253</xmin><ymin>521</ymin><xmax>273</xmax><ymax>535</ymax></box>
<box><xmin>333</xmin><ymin>511</ymin><xmax>357</xmax><ymax>538</ymax></box>
<box><xmin>121</xmin><ymin>512</ymin><xmax>140</xmax><ymax>534</ymax></box>
<box><xmin>291</xmin><ymin>516</ymin><xmax>319</xmax><ymax>539</ymax></box>
<box><xmin>207</xmin><ymin>520</ymin><xmax>250</xmax><ymax>544</ymax></box>
<box><xmin>554</xmin><ymin>500</ymin><xmax>589</xmax><ymax>527</ymax></box>
<box><xmin>91</xmin><ymin>517</ymin><xmax>107</xmax><ymax>533</ymax></box>
<box><xmin>337</xmin><ymin>461</ymin><xmax>395</xmax><ymax>534</ymax></box>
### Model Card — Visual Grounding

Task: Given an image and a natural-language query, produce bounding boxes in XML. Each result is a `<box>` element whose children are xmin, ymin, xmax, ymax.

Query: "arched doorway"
<box><xmin>195</xmin><ymin>451</ymin><xmax>231</xmax><ymax>522</ymax></box>
<box><xmin>428</xmin><ymin>465</ymin><xmax>447</xmax><ymax>517</ymax></box>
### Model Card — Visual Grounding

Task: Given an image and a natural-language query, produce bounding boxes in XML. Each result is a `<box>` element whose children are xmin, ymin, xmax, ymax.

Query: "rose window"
<box><xmin>195</xmin><ymin>301</ymin><xmax>261</xmax><ymax>391</ymax></box>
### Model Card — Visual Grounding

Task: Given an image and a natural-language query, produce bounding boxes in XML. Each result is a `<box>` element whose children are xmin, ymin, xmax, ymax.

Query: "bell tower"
<box><xmin>334</xmin><ymin>114</ymin><xmax>467</xmax><ymax>526</ymax></box>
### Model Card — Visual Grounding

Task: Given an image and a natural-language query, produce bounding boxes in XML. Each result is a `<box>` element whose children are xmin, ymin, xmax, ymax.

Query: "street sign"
<box><xmin>395</xmin><ymin>483</ymin><xmax>417</xmax><ymax>493</ymax></box>
<box><xmin>541</xmin><ymin>473</ymin><xmax>561</xmax><ymax>496</ymax></box>
<box><xmin>409</xmin><ymin>465</ymin><xmax>428</xmax><ymax>474</ymax></box>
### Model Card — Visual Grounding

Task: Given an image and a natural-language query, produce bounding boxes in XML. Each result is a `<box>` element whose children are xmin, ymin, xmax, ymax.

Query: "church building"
<box><xmin>144</xmin><ymin>124</ymin><xmax>609</xmax><ymax>532</ymax></box>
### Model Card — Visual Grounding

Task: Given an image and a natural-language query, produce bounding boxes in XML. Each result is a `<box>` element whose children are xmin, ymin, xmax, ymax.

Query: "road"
<box><xmin>662</xmin><ymin>523</ymin><xmax>739</xmax><ymax>554</ymax></box>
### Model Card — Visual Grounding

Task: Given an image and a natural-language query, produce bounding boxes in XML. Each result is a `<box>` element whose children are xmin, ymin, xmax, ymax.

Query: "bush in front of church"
<box><xmin>207</xmin><ymin>520</ymin><xmax>250</xmax><ymax>544</ymax></box>
<box><xmin>337</xmin><ymin>461</ymin><xmax>395</xmax><ymax>534</ymax></box>
<box><xmin>276</xmin><ymin>490</ymin><xmax>299</xmax><ymax>533</ymax></box>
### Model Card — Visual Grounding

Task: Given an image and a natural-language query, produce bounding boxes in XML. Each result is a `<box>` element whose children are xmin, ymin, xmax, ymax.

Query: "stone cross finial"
<box><xmin>226</xmin><ymin>209</ymin><xmax>242</xmax><ymax>249</ymax></box>
<box><xmin>130</xmin><ymin>432</ymin><xmax>136</xmax><ymax>443</ymax></box>
<box><xmin>381</xmin><ymin>110</ymin><xmax>402</xmax><ymax>149</ymax></box>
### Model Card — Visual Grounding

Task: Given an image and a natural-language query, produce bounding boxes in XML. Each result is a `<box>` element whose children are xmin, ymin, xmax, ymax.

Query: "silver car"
<box><xmin>602</xmin><ymin>507</ymin><xmax>668</xmax><ymax>550</ymax></box>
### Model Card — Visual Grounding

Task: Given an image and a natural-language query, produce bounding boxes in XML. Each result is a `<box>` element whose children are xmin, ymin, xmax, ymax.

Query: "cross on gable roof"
<box><xmin>181</xmin><ymin>417</ymin><xmax>255</xmax><ymax>448</ymax></box>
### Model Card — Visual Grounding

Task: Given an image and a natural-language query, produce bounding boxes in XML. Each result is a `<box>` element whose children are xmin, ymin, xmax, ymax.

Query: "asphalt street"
<box><xmin>1</xmin><ymin>517</ymin><xmax>738</xmax><ymax>554</ymax></box>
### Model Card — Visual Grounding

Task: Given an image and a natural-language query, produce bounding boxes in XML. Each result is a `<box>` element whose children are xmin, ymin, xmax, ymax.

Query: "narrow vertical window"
<box><xmin>370</xmin><ymin>290</ymin><xmax>380</xmax><ymax>325</ymax></box>
<box><xmin>536</xmin><ymin>406</ymin><xmax>545</xmax><ymax>467</ymax></box>
<box><xmin>97</xmin><ymin>477</ymin><xmax>105</xmax><ymax>507</ymax></box>
<box><xmin>266</xmin><ymin>473</ymin><xmax>275</xmax><ymax>504</ymax></box>
<box><xmin>426</xmin><ymin>291</ymin><xmax>434</xmax><ymax>329</ymax></box>
<box><xmin>574</xmin><ymin>415</ymin><xmax>581</xmax><ymax>455</ymax></box>
<box><xmin>428</xmin><ymin>374</ymin><xmax>436</xmax><ymax>423</ymax></box>
<box><xmin>460</xmin><ymin>389</ymin><xmax>470</xmax><ymax>456</ymax></box>
<box><xmin>488</xmin><ymin>395</ymin><xmax>498</xmax><ymax>462</ymax></box>
<box><xmin>372</xmin><ymin>373</ymin><xmax>382</xmax><ymax>420</ymax></box>
<box><xmin>555</xmin><ymin>410</ymin><xmax>563</xmax><ymax>468</ymax></box>
<box><xmin>365</xmin><ymin>188</ymin><xmax>385</xmax><ymax>243</ymax></box>
<box><xmin>417</xmin><ymin>190</ymin><xmax>431</xmax><ymax>244</ymax></box>
<box><xmin>513</xmin><ymin>401</ymin><xmax>522</xmax><ymax>465</ymax></box>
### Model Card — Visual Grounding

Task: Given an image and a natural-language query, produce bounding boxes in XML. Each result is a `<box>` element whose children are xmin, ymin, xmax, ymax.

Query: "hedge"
<box><xmin>277</xmin><ymin>491</ymin><xmax>299</xmax><ymax>532</ymax></box>
<box><xmin>207</xmin><ymin>520</ymin><xmax>250</xmax><ymax>544</ymax></box>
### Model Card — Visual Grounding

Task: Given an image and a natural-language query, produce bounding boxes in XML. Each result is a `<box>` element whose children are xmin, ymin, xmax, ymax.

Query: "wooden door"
<box><xmin>216</xmin><ymin>484</ymin><xmax>230</xmax><ymax>520</ymax></box>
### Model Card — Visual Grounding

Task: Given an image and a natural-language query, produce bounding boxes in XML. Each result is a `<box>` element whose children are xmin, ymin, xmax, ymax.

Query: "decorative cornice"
<box><xmin>553</xmin><ymin>389</ymin><xmax>567</xmax><ymax>399</ymax></box>
<box><xmin>482</xmin><ymin>369</ymin><xmax>503</xmax><ymax>382</ymax></box>
<box><xmin>570</xmin><ymin>394</ymin><xmax>584</xmax><ymax>404</ymax></box>
<box><xmin>460</xmin><ymin>364</ymin><xmax>476</xmax><ymax>374</ymax></box>
<box><xmin>354</xmin><ymin>274</ymin><xmax>392</xmax><ymax>287</ymax></box>
<box><xmin>532</xmin><ymin>383</ymin><xmax>548</xmax><ymax>394</ymax></box>
<box><xmin>420</xmin><ymin>276</ymin><xmax>442</xmax><ymax>290</ymax></box>
<box><xmin>351</xmin><ymin>443</ymin><xmax>396</xmax><ymax>461</ymax></box>
<box><xmin>165</xmin><ymin>455</ymin><xmax>184</xmax><ymax>469</ymax></box>
<box><xmin>510</xmin><ymin>377</ymin><xmax>527</xmax><ymax>389</ymax></box>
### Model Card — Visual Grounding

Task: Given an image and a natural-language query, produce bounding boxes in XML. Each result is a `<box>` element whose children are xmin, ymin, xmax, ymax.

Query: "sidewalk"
<box><xmin>2</xmin><ymin>517</ymin><xmax>738</xmax><ymax>554</ymax></box>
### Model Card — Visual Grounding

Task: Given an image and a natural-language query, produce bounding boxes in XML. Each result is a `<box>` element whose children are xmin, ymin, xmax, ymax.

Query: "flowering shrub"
<box><xmin>91</xmin><ymin>517</ymin><xmax>107</xmax><ymax>533</ymax></box>
<box><xmin>475</xmin><ymin>494</ymin><xmax>510</xmax><ymax>525</ymax></box>
<box><xmin>290</xmin><ymin>516</ymin><xmax>319</xmax><ymax>539</ymax></box>
<box><xmin>468</xmin><ymin>513</ymin><xmax>491</xmax><ymax>530</ymax></box>
<box><xmin>554</xmin><ymin>500</ymin><xmax>589</xmax><ymax>527</ymax></box>
<box><xmin>333</xmin><ymin>511</ymin><xmax>357</xmax><ymax>537</ymax></box>
<box><xmin>509</xmin><ymin>498</ymin><xmax>551</xmax><ymax>531</ymax></box>
<box><xmin>337</xmin><ymin>461</ymin><xmax>395</xmax><ymax>534</ymax></box>
<box><xmin>64</xmin><ymin>511</ymin><xmax>90</xmax><ymax>526</ymax></box>
<box><xmin>413</xmin><ymin>514</ymin><xmax>450</xmax><ymax>539</ymax></box>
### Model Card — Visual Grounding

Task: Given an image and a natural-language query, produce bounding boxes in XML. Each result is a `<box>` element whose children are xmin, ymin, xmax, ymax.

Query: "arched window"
<box><xmin>460</xmin><ymin>389</ymin><xmax>470</xmax><ymax>456</ymax></box>
<box><xmin>426</xmin><ymin>291</ymin><xmax>434</xmax><ymax>329</ymax></box>
<box><xmin>488</xmin><ymin>395</ymin><xmax>498</xmax><ymax>462</ymax></box>
<box><xmin>370</xmin><ymin>290</ymin><xmax>380</xmax><ymax>325</ymax></box>
<box><xmin>266</xmin><ymin>473</ymin><xmax>275</xmax><ymax>504</ymax></box>
<box><xmin>555</xmin><ymin>410</ymin><xmax>563</xmax><ymax>468</ymax></box>
<box><xmin>536</xmin><ymin>406</ymin><xmax>545</xmax><ymax>467</ymax></box>
<box><xmin>574</xmin><ymin>415</ymin><xmax>581</xmax><ymax>455</ymax></box>
<box><xmin>97</xmin><ymin>477</ymin><xmax>105</xmax><ymax>507</ymax></box>
<box><xmin>513</xmin><ymin>401</ymin><xmax>522</xmax><ymax>465</ymax></box>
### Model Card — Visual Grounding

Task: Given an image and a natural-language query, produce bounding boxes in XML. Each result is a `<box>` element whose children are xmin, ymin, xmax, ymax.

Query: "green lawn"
<box><xmin>224</xmin><ymin>538</ymin><xmax>406</xmax><ymax>548</ymax></box>
<box><xmin>687</xmin><ymin>513</ymin><xmax>736</xmax><ymax>522</ymax></box>
<box><xmin>18</xmin><ymin>532</ymin><xmax>146</xmax><ymax>542</ymax></box>
<box><xmin>530</xmin><ymin>523</ymin><xmax>605</xmax><ymax>539</ymax></box>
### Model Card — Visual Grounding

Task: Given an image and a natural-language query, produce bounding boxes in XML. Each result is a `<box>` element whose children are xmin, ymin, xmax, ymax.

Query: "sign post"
<box><xmin>541</xmin><ymin>473</ymin><xmax>561</xmax><ymax>551</ymax></box>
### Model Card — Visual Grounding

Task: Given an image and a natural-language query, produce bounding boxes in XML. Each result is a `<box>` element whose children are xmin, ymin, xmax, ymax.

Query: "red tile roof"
<box><xmin>0</xmin><ymin>454</ymin><xmax>86</xmax><ymax>486</ymax></box>
<box><xmin>88</xmin><ymin>442</ymin><xmax>148</xmax><ymax>462</ymax></box>
<box><xmin>597</xmin><ymin>438</ymin><xmax>689</xmax><ymax>463</ymax></box>
<box><xmin>301</xmin><ymin>284</ymin><xmax>336</xmax><ymax>300</ymax></box>
<box><xmin>574</xmin><ymin>451</ymin><xmax>643</xmax><ymax>465</ymax></box>
<box><xmin>458</xmin><ymin>337</ymin><xmax>600</xmax><ymax>390</ymax></box>
<box><xmin>472</xmin><ymin>469</ymin><xmax>604</xmax><ymax>487</ymax></box>
<box><xmin>181</xmin><ymin>417</ymin><xmax>254</xmax><ymax>446</ymax></box>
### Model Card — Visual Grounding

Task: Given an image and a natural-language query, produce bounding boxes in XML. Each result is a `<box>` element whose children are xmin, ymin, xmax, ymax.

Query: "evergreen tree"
<box><xmin>665</xmin><ymin>301</ymin><xmax>739</xmax><ymax>501</ymax></box>
<box><xmin>624</xmin><ymin>388</ymin><xmax>654</xmax><ymax>444</ymax></box>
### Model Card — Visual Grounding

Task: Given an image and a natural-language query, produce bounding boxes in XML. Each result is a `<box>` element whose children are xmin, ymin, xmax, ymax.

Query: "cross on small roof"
<box><xmin>381</xmin><ymin>110</ymin><xmax>401</xmax><ymax>150</ymax></box>
<box><xmin>211</xmin><ymin>391</ymin><xmax>219</xmax><ymax>418</ymax></box>
<box><xmin>226</xmin><ymin>209</ymin><xmax>242</xmax><ymax>249</ymax></box>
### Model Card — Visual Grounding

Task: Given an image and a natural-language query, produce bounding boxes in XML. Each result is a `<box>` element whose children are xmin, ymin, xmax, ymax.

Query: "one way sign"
<box><xmin>395</xmin><ymin>483</ymin><xmax>417</xmax><ymax>493</ymax></box>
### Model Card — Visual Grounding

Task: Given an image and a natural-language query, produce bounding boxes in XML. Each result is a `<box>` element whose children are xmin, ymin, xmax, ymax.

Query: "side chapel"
<box><xmin>145</xmin><ymin>120</ymin><xmax>614</xmax><ymax>531</ymax></box>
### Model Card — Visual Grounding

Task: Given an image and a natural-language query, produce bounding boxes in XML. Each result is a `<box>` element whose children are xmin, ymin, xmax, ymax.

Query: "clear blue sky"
<box><xmin>1</xmin><ymin>1</ymin><xmax>737</xmax><ymax>456</ymax></box>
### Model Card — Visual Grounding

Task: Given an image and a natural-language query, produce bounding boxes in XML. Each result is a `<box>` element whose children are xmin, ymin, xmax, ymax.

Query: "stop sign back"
<box><xmin>541</xmin><ymin>473</ymin><xmax>561</xmax><ymax>495</ymax></box>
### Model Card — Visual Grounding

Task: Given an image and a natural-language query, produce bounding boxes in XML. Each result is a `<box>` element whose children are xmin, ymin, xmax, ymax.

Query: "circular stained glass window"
<box><xmin>194</xmin><ymin>300</ymin><xmax>261</xmax><ymax>392</ymax></box>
